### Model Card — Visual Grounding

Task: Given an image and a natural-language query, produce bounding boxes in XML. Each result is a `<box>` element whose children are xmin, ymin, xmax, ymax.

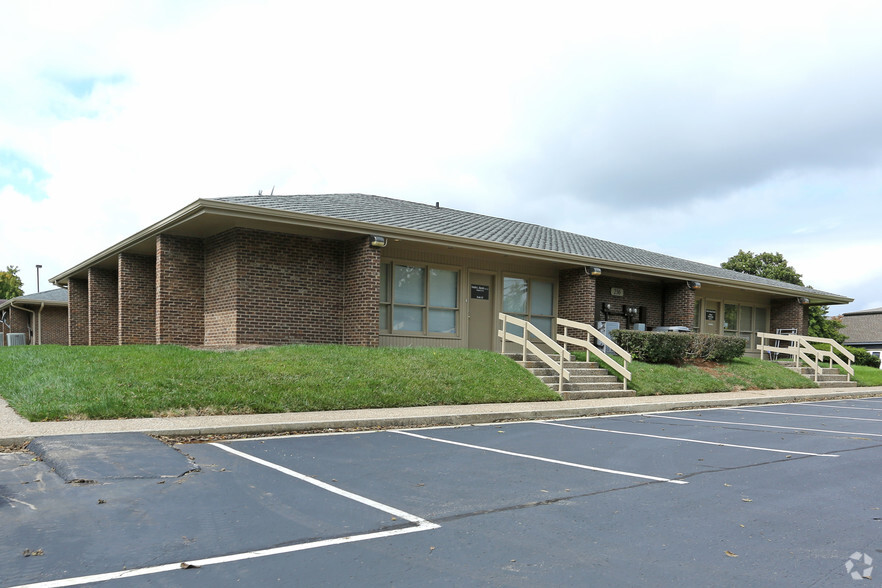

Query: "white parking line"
<box><xmin>211</xmin><ymin>443</ymin><xmax>438</xmax><ymax>526</ymax></box>
<box><xmin>538</xmin><ymin>421</ymin><xmax>837</xmax><ymax>457</ymax></box>
<box><xmin>645</xmin><ymin>414</ymin><xmax>882</xmax><ymax>438</ymax></box>
<box><xmin>393</xmin><ymin>430</ymin><xmax>688</xmax><ymax>484</ymax></box>
<box><xmin>798</xmin><ymin>402</ymin><xmax>882</xmax><ymax>412</ymax></box>
<box><xmin>12</xmin><ymin>444</ymin><xmax>439</xmax><ymax>588</ymax></box>
<box><xmin>721</xmin><ymin>407</ymin><xmax>882</xmax><ymax>423</ymax></box>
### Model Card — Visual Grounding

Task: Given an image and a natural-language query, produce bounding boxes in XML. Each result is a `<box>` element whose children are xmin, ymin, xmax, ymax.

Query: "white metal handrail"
<box><xmin>757</xmin><ymin>332</ymin><xmax>854</xmax><ymax>382</ymax></box>
<box><xmin>556</xmin><ymin>317</ymin><xmax>631</xmax><ymax>389</ymax></box>
<box><xmin>499</xmin><ymin>313</ymin><xmax>570</xmax><ymax>392</ymax></box>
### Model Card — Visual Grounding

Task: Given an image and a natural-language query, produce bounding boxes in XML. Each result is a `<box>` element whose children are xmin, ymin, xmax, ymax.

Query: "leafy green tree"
<box><xmin>720</xmin><ymin>251</ymin><xmax>844</xmax><ymax>342</ymax></box>
<box><xmin>0</xmin><ymin>265</ymin><xmax>24</xmax><ymax>299</ymax></box>
<box><xmin>721</xmin><ymin>250</ymin><xmax>803</xmax><ymax>285</ymax></box>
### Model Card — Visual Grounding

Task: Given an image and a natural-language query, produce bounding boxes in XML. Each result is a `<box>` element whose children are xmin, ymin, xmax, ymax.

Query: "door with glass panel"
<box><xmin>467</xmin><ymin>273</ymin><xmax>494</xmax><ymax>350</ymax></box>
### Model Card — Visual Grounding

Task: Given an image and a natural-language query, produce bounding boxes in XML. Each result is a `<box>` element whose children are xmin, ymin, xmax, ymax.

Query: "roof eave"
<box><xmin>49</xmin><ymin>199</ymin><xmax>854</xmax><ymax>305</ymax></box>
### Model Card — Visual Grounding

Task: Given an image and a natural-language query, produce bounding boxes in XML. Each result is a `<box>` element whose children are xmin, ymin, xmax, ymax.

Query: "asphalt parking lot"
<box><xmin>2</xmin><ymin>398</ymin><xmax>882</xmax><ymax>587</ymax></box>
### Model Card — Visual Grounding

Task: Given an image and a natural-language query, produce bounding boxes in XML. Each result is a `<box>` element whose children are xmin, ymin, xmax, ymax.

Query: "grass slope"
<box><xmin>0</xmin><ymin>345</ymin><xmax>559</xmax><ymax>421</ymax></box>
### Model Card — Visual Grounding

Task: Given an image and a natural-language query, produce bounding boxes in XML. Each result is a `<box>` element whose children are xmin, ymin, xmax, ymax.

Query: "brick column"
<box><xmin>771</xmin><ymin>299</ymin><xmax>808</xmax><ymax>335</ymax></box>
<box><xmin>558</xmin><ymin>268</ymin><xmax>597</xmax><ymax>327</ymax></box>
<box><xmin>343</xmin><ymin>236</ymin><xmax>381</xmax><ymax>346</ymax></box>
<box><xmin>119</xmin><ymin>253</ymin><xmax>156</xmax><ymax>344</ymax></box>
<box><xmin>156</xmin><ymin>234</ymin><xmax>204</xmax><ymax>345</ymax></box>
<box><xmin>68</xmin><ymin>278</ymin><xmax>89</xmax><ymax>345</ymax></box>
<box><xmin>88</xmin><ymin>267</ymin><xmax>119</xmax><ymax>346</ymax></box>
<box><xmin>664</xmin><ymin>283</ymin><xmax>695</xmax><ymax>328</ymax></box>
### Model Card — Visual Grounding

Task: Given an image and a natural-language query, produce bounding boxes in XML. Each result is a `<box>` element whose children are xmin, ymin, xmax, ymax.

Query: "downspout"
<box><xmin>10</xmin><ymin>302</ymin><xmax>37</xmax><ymax>345</ymax></box>
<box><xmin>37</xmin><ymin>302</ymin><xmax>44</xmax><ymax>345</ymax></box>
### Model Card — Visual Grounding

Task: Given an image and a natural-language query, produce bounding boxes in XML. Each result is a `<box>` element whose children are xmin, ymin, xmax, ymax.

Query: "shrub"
<box><xmin>611</xmin><ymin>331</ymin><xmax>691</xmax><ymax>364</ymax></box>
<box><xmin>847</xmin><ymin>346</ymin><xmax>881</xmax><ymax>368</ymax></box>
<box><xmin>611</xmin><ymin>330</ymin><xmax>746</xmax><ymax>365</ymax></box>
<box><xmin>812</xmin><ymin>343</ymin><xmax>881</xmax><ymax>368</ymax></box>
<box><xmin>688</xmin><ymin>334</ymin><xmax>747</xmax><ymax>363</ymax></box>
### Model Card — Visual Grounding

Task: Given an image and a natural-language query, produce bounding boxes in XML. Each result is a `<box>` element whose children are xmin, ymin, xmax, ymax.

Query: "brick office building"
<box><xmin>50</xmin><ymin>194</ymin><xmax>851</xmax><ymax>355</ymax></box>
<box><xmin>1</xmin><ymin>289</ymin><xmax>69</xmax><ymax>346</ymax></box>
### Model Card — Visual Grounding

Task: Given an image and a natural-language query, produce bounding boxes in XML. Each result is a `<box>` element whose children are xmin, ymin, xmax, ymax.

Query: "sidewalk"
<box><xmin>2</xmin><ymin>386</ymin><xmax>881</xmax><ymax>446</ymax></box>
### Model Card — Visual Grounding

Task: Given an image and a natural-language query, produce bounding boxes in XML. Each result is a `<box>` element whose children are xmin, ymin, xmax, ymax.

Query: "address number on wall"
<box><xmin>611</xmin><ymin>287</ymin><xmax>624</xmax><ymax>297</ymax></box>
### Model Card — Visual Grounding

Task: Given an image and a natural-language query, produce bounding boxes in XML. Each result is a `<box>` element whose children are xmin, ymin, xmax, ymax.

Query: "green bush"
<box><xmin>611</xmin><ymin>331</ymin><xmax>746</xmax><ymax>365</ymax></box>
<box><xmin>611</xmin><ymin>331</ymin><xmax>691</xmax><ymax>364</ymax></box>
<box><xmin>812</xmin><ymin>343</ymin><xmax>881</xmax><ymax>368</ymax></box>
<box><xmin>847</xmin><ymin>346</ymin><xmax>881</xmax><ymax>368</ymax></box>
<box><xmin>688</xmin><ymin>334</ymin><xmax>747</xmax><ymax>362</ymax></box>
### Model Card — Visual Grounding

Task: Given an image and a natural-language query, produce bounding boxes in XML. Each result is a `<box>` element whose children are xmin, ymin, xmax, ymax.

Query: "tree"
<box><xmin>721</xmin><ymin>250</ymin><xmax>803</xmax><ymax>285</ymax></box>
<box><xmin>0</xmin><ymin>265</ymin><xmax>24</xmax><ymax>299</ymax></box>
<box><xmin>720</xmin><ymin>251</ymin><xmax>845</xmax><ymax>343</ymax></box>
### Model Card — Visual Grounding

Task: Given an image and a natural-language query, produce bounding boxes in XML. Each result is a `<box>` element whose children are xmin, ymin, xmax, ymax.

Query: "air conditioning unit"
<box><xmin>6</xmin><ymin>333</ymin><xmax>26</xmax><ymax>346</ymax></box>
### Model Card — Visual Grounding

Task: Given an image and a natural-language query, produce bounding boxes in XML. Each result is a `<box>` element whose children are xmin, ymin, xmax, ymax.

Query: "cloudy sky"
<box><xmin>2</xmin><ymin>1</ymin><xmax>881</xmax><ymax>314</ymax></box>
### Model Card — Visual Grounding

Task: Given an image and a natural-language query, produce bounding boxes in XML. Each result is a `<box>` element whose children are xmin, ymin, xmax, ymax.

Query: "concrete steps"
<box><xmin>777</xmin><ymin>362</ymin><xmax>858</xmax><ymax>388</ymax></box>
<box><xmin>504</xmin><ymin>353</ymin><xmax>635</xmax><ymax>400</ymax></box>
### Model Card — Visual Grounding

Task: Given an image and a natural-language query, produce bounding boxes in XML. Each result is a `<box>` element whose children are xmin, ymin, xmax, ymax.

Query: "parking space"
<box><xmin>2</xmin><ymin>398</ymin><xmax>881</xmax><ymax>586</ymax></box>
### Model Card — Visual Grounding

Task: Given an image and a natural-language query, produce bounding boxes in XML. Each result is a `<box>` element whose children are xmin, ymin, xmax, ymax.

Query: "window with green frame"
<box><xmin>502</xmin><ymin>276</ymin><xmax>554</xmax><ymax>337</ymax></box>
<box><xmin>380</xmin><ymin>263</ymin><xmax>459</xmax><ymax>335</ymax></box>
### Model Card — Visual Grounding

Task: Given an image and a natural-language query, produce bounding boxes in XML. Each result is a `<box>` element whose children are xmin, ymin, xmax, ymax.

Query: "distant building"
<box><xmin>51</xmin><ymin>194</ymin><xmax>852</xmax><ymax>354</ymax></box>
<box><xmin>840</xmin><ymin>307</ymin><xmax>882</xmax><ymax>363</ymax></box>
<box><xmin>0</xmin><ymin>288</ymin><xmax>69</xmax><ymax>346</ymax></box>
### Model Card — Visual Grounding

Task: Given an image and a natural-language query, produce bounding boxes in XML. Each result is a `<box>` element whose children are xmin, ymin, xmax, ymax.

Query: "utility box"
<box><xmin>652</xmin><ymin>326</ymin><xmax>691</xmax><ymax>333</ymax></box>
<box><xmin>596</xmin><ymin>321</ymin><xmax>620</xmax><ymax>355</ymax></box>
<box><xmin>6</xmin><ymin>333</ymin><xmax>26</xmax><ymax>346</ymax></box>
<box><xmin>634</xmin><ymin>323</ymin><xmax>646</xmax><ymax>331</ymax></box>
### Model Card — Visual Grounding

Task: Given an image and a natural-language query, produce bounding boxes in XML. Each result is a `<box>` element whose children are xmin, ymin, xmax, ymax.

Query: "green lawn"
<box><xmin>1</xmin><ymin>345</ymin><xmax>877</xmax><ymax>422</ymax></box>
<box><xmin>0</xmin><ymin>345</ymin><xmax>559</xmax><ymax>421</ymax></box>
<box><xmin>628</xmin><ymin>357</ymin><xmax>816</xmax><ymax>395</ymax></box>
<box><xmin>853</xmin><ymin>365</ymin><xmax>882</xmax><ymax>387</ymax></box>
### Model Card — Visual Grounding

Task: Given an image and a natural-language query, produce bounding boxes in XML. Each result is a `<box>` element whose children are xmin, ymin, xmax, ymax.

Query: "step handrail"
<box><xmin>757</xmin><ymin>332</ymin><xmax>854</xmax><ymax>382</ymax></box>
<box><xmin>556</xmin><ymin>318</ymin><xmax>632</xmax><ymax>390</ymax></box>
<box><xmin>499</xmin><ymin>313</ymin><xmax>570</xmax><ymax>392</ymax></box>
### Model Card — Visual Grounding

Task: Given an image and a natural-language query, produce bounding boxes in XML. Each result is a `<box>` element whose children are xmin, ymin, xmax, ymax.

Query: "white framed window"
<box><xmin>380</xmin><ymin>263</ymin><xmax>460</xmax><ymax>336</ymax></box>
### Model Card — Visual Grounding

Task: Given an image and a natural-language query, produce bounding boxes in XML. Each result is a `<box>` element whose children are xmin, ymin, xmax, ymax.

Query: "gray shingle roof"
<box><xmin>841</xmin><ymin>309</ymin><xmax>882</xmax><ymax>344</ymax></box>
<box><xmin>213</xmin><ymin>193</ymin><xmax>844</xmax><ymax>299</ymax></box>
<box><xmin>1</xmin><ymin>288</ymin><xmax>68</xmax><ymax>307</ymax></box>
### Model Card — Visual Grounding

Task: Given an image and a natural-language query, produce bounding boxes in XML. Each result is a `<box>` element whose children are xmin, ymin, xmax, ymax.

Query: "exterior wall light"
<box><xmin>687</xmin><ymin>281</ymin><xmax>701</xmax><ymax>290</ymax></box>
<box><xmin>585</xmin><ymin>266</ymin><xmax>602</xmax><ymax>276</ymax></box>
<box><xmin>369</xmin><ymin>235</ymin><xmax>387</xmax><ymax>248</ymax></box>
<box><xmin>796</xmin><ymin>296</ymin><xmax>810</xmax><ymax>305</ymax></box>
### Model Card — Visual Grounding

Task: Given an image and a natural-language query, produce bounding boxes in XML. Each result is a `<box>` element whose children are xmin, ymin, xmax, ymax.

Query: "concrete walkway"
<box><xmin>3</xmin><ymin>386</ymin><xmax>882</xmax><ymax>446</ymax></box>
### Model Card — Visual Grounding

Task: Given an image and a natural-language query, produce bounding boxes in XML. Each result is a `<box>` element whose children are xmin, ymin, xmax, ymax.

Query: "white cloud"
<box><xmin>1</xmin><ymin>0</ymin><xmax>881</xmax><ymax>309</ymax></box>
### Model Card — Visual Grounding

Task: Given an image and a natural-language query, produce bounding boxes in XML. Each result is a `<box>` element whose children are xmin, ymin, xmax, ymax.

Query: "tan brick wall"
<box><xmin>595</xmin><ymin>276</ymin><xmax>664</xmax><ymax>328</ymax></box>
<box><xmin>39</xmin><ymin>306</ymin><xmax>69</xmax><ymax>345</ymax></box>
<box><xmin>234</xmin><ymin>228</ymin><xmax>345</xmax><ymax>345</ymax></box>
<box><xmin>156</xmin><ymin>234</ymin><xmax>204</xmax><ymax>345</ymax></box>
<box><xmin>771</xmin><ymin>299</ymin><xmax>808</xmax><ymax>335</ymax></box>
<box><xmin>68</xmin><ymin>278</ymin><xmax>89</xmax><ymax>345</ymax></box>
<box><xmin>558</xmin><ymin>268</ymin><xmax>597</xmax><ymax>326</ymax></box>
<box><xmin>119</xmin><ymin>253</ymin><xmax>156</xmax><ymax>344</ymax></box>
<box><xmin>664</xmin><ymin>283</ymin><xmax>695</xmax><ymax>328</ymax></box>
<box><xmin>204</xmin><ymin>229</ymin><xmax>239</xmax><ymax>346</ymax></box>
<box><xmin>88</xmin><ymin>267</ymin><xmax>118</xmax><ymax>346</ymax></box>
<box><xmin>343</xmin><ymin>236</ymin><xmax>380</xmax><ymax>346</ymax></box>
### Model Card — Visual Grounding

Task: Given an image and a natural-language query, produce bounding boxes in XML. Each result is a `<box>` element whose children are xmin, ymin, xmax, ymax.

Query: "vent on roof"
<box><xmin>6</xmin><ymin>333</ymin><xmax>26</xmax><ymax>346</ymax></box>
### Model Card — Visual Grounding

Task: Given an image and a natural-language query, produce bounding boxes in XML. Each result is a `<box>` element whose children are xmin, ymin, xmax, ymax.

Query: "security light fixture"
<box><xmin>585</xmin><ymin>266</ymin><xmax>602</xmax><ymax>276</ymax></box>
<box><xmin>369</xmin><ymin>235</ymin><xmax>387</xmax><ymax>248</ymax></box>
<box><xmin>687</xmin><ymin>280</ymin><xmax>701</xmax><ymax>290</ymax></box>
<box><xmin>797</xmin><ymin>296</ymin><xmax>810</xmax><ymax>305</ymax></box>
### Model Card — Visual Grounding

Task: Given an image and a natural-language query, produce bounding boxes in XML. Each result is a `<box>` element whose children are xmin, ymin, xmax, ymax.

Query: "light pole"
<box><xmin>36</xmin><ymin>264</ymin><xmax>42</xmax><ymax>293</ymax></box>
